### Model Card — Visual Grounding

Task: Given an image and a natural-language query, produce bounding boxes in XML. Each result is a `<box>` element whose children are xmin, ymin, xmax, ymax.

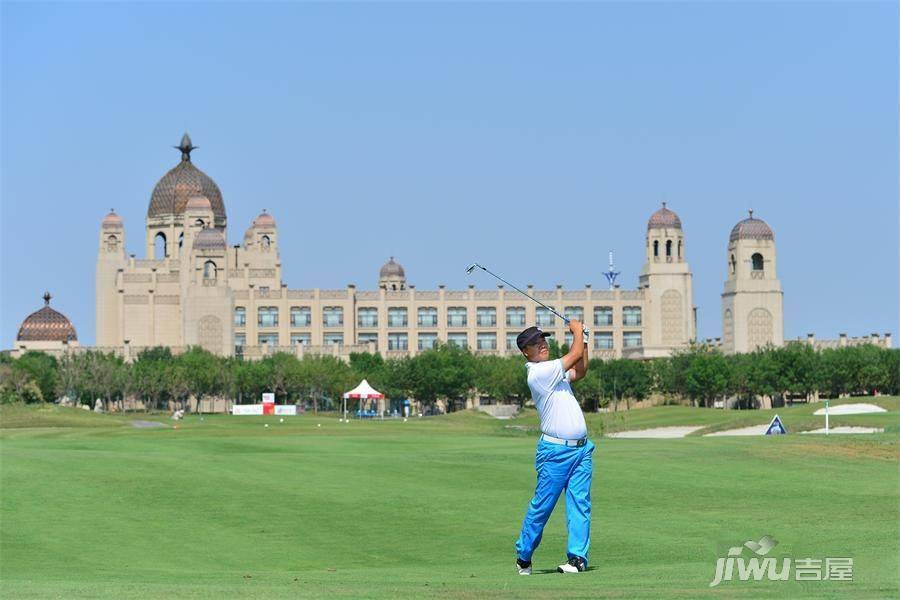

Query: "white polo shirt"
<box><xmin>526</xmin><ymin>358</ymin><xmax>587</xmax><ymax>440</ymax></box>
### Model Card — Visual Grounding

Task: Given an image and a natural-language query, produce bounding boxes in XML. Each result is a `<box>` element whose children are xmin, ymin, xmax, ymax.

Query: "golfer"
<box><xmin>514</xmin><ymin>319</ymin><xmax>593</xmax><ymax>575</ymax></box>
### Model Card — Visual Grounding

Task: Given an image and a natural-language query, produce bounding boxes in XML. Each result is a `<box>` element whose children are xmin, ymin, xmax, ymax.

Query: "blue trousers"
<box><xmin>515</xmin><ymin>438</ymin><xmax>595</xmax><ymax>564</ymax></box>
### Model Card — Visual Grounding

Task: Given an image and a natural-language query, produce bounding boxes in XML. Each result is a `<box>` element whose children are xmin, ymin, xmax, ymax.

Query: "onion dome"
<box><xmin>147</xmin><ymin>133</ymin><xmax>226</xmax><ymax>223</ymax></box>
<box><xmin>17</xmin><ymin>292</ymin><xmax>78</xmax><ymax>342</ymax></box>
<box><xmin>185</xmin><ymin>195</ymin><xmax>212</xmax><ymax>211</ymax></box>
<box><xmin>730</xmin><ymin>210</ymin><xmax>774</xmax><ymax>242</ymax></box>
<box><xmin>379</xmin><ymin>257</ymin><xmax>405</xmax><ymax>279</ymax></box>
<box><xmin>101</xmin><ymin>209</ymin><xmax>123</xmax><ymax>228</ymax></box>
<box><xmin>192</xmin><ymin>227</ymin><xmax>227</xmax><ymax>251</ymax></box>
<box><xmin>647</xmin><ymin>202</ymin><xmax>682</xmax><ymax>230</ymax></box>
<box><xmin>254</xmin><ymin>210</ymin><xmax>276</xmax><ymax>228</ymax></box>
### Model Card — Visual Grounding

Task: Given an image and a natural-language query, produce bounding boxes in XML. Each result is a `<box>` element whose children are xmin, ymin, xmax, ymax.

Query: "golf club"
<box><xmin>465</xmin><ymin>263</ymin><xmax>588</xmax><ymax>333</ymax></box>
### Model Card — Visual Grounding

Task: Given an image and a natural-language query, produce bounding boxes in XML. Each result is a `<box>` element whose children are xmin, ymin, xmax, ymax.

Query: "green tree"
<box><xmin>474</xmin><ymin>355</ymin><xmax>528</xmax><ymax>405</ymax></box>
<box><xmin>130</xmin><ymin>347</ymin><xmax>172</xmax><ymax>410</ymax></box>
<box><xmin>409</xmin><ymin>344</ymin><xmax>475</xmax><ymax>412</ymax></box>
<box><xmin>178</xmin><ymin>347</ymin><xmax>227</xmax><ymax>411</ymax></box>
<box><xmin>669</xmin><ymin>345</ymin><xmax>730</xmax><ymax>407</ymax></box>
<box><xmin>14</xmin><ymin>351</ymin><xmax>58</xmax><ymax>403</ymax></box>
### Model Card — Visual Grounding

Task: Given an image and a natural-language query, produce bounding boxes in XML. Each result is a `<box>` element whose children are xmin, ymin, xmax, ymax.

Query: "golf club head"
<box><xmin>465</xmin><ymin>263</ymin><xmax>479</xmax><ymax>275</ymax></box>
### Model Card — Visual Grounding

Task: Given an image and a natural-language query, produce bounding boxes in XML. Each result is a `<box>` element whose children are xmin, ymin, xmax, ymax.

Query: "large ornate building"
<box><xmin>8</xmin><ymin>134</ymin><xmax>891</xmax><ymax>362</ymax></box>
<box><xmin>90</xmin><ymin>134</ymin><xmax>707</xmax><ymax>360</ymax></box>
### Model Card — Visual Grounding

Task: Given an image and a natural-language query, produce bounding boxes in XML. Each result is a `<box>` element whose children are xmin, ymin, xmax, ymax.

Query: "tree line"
<box><xmin>1</xmin><ymin>342</ymin><xmax>897</xmax><ymax>411</ymax></box>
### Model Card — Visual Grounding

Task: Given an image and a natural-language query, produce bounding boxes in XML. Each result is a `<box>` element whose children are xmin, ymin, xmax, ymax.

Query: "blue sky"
<box><xmin>2</xmin><ymin>2</ymin><xmax>897</xmax><ymax>348</ymax></box>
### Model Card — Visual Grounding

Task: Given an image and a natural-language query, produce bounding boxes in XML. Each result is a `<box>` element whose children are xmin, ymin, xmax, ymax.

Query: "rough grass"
<box><xmin>1</xmin><ymin>403</ymin><xmax>898</xmax><ymax>598</ymax></box>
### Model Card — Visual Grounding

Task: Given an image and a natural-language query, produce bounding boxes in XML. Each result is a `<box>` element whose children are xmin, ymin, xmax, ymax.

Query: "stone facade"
<box><xmin>92</xmin><ymin>136</ymin><xmax>702</xmax><ymax>361</ymax></box>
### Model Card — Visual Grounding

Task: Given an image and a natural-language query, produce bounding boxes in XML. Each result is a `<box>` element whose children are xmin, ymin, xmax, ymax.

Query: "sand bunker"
<box><xmin>607</xmin><ymin>426</ymin><xmax>704</xmax><ymax>439</ymax></box>
<box><xmin>800</xmin><ymin>426</ymin><xmax>884</xmax><ymax>434</ymax></box>
<box><xmin>703</xmin><ymin>424</ymin><xmax>770</xmax><ymax>437</ymax></box>
<box><xmin>813</xmin><ymin>403</ymin><xmax>886</xmax><ymax>416</ymax></box>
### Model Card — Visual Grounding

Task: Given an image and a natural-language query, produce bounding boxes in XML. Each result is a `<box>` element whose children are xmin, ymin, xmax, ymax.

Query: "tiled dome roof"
<box><xmin>192</xmin><ymin>227</ymin><xmax>227</xmax><ymax>251</ymax></box>
<box><xmin>101</xmin><ymin>209</ymin><xmax>123</xmax><ymax>228</ymax></box>
<box><xmin>148</xmin><ymin>134</ymin><xmax>226</xmax><ymax>223</ymax></box>
<box><xmin>17</xmin><ymin>293</ymin><xmax>77</xmax><ymax>342</ymax></box>
<box><xmin>379</xmin><ymin>257</ymin><xmax>405</xmax><ymax>278</ymax></box>
<box><xmin>254</xmin><ymin>210</ymin><xmax>276</xmax><ymax>227</ymax></box>
<box><xmin>730</xmin><ymin>210</ymin><xmax>774</xmax><ymax>242</ymax></box>
<box><xmin>185</xmin><ymin>195</ymin><xmax>212</xmax><ymax>211</ymax></box>
<box><xmin>647</xmin><ymin>203</ymin><xmax>682</xmax><ymax>230</ymax></box>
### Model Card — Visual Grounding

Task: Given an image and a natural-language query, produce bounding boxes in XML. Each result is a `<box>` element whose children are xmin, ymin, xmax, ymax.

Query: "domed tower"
<box><xmin>145</xmin><ymin>133</ymin><xmax>227</xmax><ymax>259</ymax></box>
<box><xmin>721</xmin><ymin>210</ymin><xmax>784</xmax><ymax>354</ymax></box>
<box><xmin>96</xmin><ymin>209</ymin><xmax>127</xmax><ymax>347</ymax></box>
<box><xmin>638</xmin><ymin>203</ymin><xmax>695</xmax><ymax>354</ymax></box>
<box><xmin>379</xmin><ymin>257</ymin><xmax>406</xmax><ymax>290</ymax></box>
<box><xmin>246</xmin><ymin>210</ymin><xmax>278</xmax><ymax>252</ymax></box>
<box><xmin>181</xmin><ymin>225</ymin><xmax>233</xmax><ymax>355</ymax></box>
<box><xmin>181</xmin><ymin>195</ymin><xmax>215</xmax><ymax>254</ymax></box>
<box><xmin>16</xmin><ymin>292</ymin><xmax>79</xmax><ymax>354</ymax></box>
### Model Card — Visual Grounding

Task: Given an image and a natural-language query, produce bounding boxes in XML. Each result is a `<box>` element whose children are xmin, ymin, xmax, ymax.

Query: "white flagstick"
<box><xmin>825</xmin><ymin>399</ymin><xmax>829</xmax><ymax>435</ymax></box>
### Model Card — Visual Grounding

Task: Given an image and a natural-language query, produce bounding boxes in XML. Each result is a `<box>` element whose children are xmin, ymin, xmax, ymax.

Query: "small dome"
<box><xmin>101</xmin><ymin>209</ymin><xmax>123</xmax><ymax>228</ymax></box>
<box><xmin>647</xmin><ymin>203</ymin><xmax>682</xmax><ymax>231</ymax></box>
<box><xmin>192</xmin><ymin>227</ymin><xmax>227</xmax><ymax>251</ymax></box>
<box><xmin>254</xmin><ymin>210</ymin><xmax>276</xmax><ymax>228</ymax></box>
<box><xmin>17</xmin><ymin>292</ymin><xmax>78</xmax><ymax>342</ymax></box>
<box><xmin>243</xmin><ymin>224</ymin><xmax>255</xmax><ymax>242</ymax></box>
<box><xmin>730</xmin><ymin>210</ymin><xmax>774</xmax><ymax>242</ymax></box>
<box><xmin>185</xmin><ymin>195</ymin><xmax>212</xmax><ymax>211</ymax></box>
<box><xmin>379</xmin><ymin>257</ymin><xmax>405</xmax><ymax>279</ymax></box>
<box><xmin>148</xmin><ymin>134</ymin><xmax>226</xmax><ymax>223</ymax></box>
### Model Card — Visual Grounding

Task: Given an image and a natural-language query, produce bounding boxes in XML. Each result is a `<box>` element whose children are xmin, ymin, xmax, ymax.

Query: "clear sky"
<box><xmin>2</xmin><ymin>2</ymin><xmax>897</xmax><ymax>348</ymax></box>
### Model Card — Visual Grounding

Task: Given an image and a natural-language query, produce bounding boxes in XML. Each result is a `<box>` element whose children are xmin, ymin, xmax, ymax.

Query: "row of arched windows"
<box><xmin>652</xmin><ymin>239</ymin><xmax>682</xmax><ymax>259</ymax></box>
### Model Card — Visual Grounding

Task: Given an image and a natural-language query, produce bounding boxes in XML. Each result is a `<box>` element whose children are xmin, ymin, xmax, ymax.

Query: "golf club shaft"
<box><xmin>474</xmin><ymin>264</ymin><xmax>570</xmax><ymax>324</ymax></box>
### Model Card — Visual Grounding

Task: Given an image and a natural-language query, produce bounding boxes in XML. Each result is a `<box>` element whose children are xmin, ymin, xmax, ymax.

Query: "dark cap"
<box><xmin>516</xmin><ymin>326</ymin><xmax>552</xmax><ymax>350</ymax></box>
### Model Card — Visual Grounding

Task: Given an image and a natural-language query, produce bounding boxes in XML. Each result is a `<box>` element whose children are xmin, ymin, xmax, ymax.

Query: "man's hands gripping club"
<box><xmin>563</xmin><ymin>320</ymin><xmax>589</xmax><ymax>382</ymax></box>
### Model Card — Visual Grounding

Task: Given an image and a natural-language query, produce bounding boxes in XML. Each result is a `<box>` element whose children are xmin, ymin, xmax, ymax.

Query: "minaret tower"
<box><xmin>638</xmin><ymin>203</ymin><xmax>695</xmax><ymax>355</ymax></box>
<box><xmin>96</xmin><ymin>210</ymin><xmax>127</xmax><ymax>346</ymax></box>
<box><xmin>721</xmin><ymin>210</ymin><xmax>784</xmax><ymax>353</ymax></box>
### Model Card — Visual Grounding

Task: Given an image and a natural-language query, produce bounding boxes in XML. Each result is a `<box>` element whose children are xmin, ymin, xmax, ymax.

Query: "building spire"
<box><xmin>43</xmin><ymin>291</ymin><xmax>51</xmax><ymax>306</ymax></box>
<box><xmin>175</xmin><ymin>132</ymin><xmax>197</xmax><ymax>162</ymax></box>
<box><xmin>748</xmin><ymin>208</ymin><xmax>754</xmax><ymax>219</ymax></box>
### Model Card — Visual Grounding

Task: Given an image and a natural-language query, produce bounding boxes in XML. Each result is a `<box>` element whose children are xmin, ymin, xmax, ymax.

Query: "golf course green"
<box><xmin>2</xmin><ymin>399</ymin><xmax>898</xmax><ymax>599</ymax></box>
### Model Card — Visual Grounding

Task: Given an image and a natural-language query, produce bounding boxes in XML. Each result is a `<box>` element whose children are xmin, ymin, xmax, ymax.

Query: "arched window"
<box><xmin>203</xmin><ymin>260</ymin><xmax>217</xmax><ymax>279</ymax></box>
<box><xmin>751</xmin><ymin>253</ymin><xmax>764</xmax><ymax>271</ymax></box>
<box><xmin>730</xmin><ymin>254</ymin><xmax>736</xmax><ymax>275</ymax></box>
<box><xmin>178</xmin><ymin>232</ymin><xmax>184</xmax><ymax>253</ymax></box>
<box><xmin>653</xmin><ymin>240</ymin><xmax>659</xmax><ymax>257</ymax></box>
<box><xmin>677</xmin><ymin>240</ymin><xmax>682</xmax><ymax>258</ymax></box>
<box><xmin>106</xmin><ymin>234</ymin><xmax>118</xmax><ymax>251</ymax></box>
<box><xmin>154</xmin><ymin>232</ymin><xmax>167</xmax><ymax>259</ymax></box>
<box><xmin>195</xmin><ymin>219</ymin><xmax>204</xmax><ymax>227</ymax></box>
<box><xmin>665</xmin><ymin>239</ymin><xmax>672</xmax><ymax>257</ymax></box>
<box><xmin>261</xmin><ymin>235</ymin><xmax>271</xmax><ymax>250</ymax></box>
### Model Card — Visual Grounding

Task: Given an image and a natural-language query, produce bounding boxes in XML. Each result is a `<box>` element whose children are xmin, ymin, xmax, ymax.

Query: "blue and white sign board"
<box><xmin>765</xmin><ymin>414</ymin><xmax>787</xmax><ymax>435</ymax></box>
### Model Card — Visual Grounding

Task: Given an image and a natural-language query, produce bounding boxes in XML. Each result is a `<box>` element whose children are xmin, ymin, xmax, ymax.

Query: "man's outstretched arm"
<box><xmin>561</xmin><ymin>320</ymin><xmax>585</xmax><ymax>375</ymax></box>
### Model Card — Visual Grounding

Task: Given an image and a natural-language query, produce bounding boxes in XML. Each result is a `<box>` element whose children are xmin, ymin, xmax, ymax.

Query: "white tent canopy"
<box><xmin>343</xmin><ymin>379</ymin><xmax>384</xmax><ymax>399</ymax></box>
<box><xmin>342</xmin><ymin>379</ymin><xmax>384</xmax><ymax>419</ymax></box>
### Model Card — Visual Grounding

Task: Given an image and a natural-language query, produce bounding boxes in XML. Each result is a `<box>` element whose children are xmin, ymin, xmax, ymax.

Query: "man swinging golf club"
<box><xmin>514</xmin><ymin>319</ymin><xmax>593</xmax><ymax>575</ymax></box>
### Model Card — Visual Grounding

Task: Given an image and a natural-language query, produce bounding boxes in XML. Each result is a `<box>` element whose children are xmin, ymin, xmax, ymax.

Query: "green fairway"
<box><xmin>2</xmin><ymin>403</ymin><xmax>898</xmax><ymax>599</ymax></box>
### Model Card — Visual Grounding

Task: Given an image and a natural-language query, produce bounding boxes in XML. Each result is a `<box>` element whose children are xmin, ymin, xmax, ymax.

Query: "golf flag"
<box><xmin>765</xmin><ymin>414</ymin><xmax>787</xmax><ymax>435</ymax></box>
